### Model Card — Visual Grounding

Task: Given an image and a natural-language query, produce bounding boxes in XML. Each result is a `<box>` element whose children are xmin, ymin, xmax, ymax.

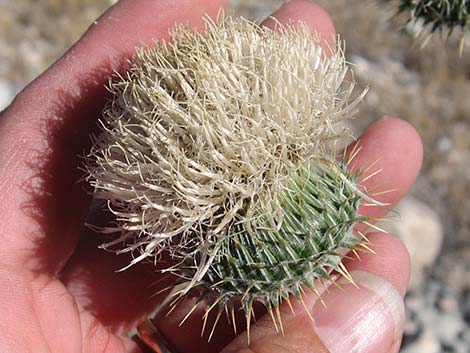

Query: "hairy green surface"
<box><xmin>194</xmin><ymin>157</ymin><xmax>364</xmax><ymax>316</ymax></box>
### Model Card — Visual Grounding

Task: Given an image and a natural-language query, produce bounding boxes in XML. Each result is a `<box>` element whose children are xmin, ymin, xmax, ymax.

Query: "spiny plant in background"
<box><xmin>391</xmin><ymin>0</ymin><xmax>469</xmax><ymax>52</ymax></box>
<box><xmin>86</xmin><ymin>15</ymin><xmax>382</xmax><ymax>344</ymax></box>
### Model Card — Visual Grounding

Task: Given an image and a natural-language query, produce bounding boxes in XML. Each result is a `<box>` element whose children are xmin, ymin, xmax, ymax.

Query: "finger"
<box><xmin>222</xmin><ymin>233</ymin><xmax>408</xmax><ymax>353</ymax></box>
<box><xmin>219</xmin><ymin>120</ymin><xmax>421</xmax><ymax>352</ymax></box>
<box><xmin>342</xmin><ymin>232</ymin><xmax>411</xmax><ymax>297</ymax></box>
<box><xmin>5</xmin><ymin>0</ymin><xmax>228</xmax><ymax>117</ymax></box>
<box><xmin>60</xmin><ymin>225</ymin><xmax>173</xmax><ymax>335</ymax></box>
<box><xmin>152</xmin><ymin>2</ymin><xmax>338</xmax><ymax>352</ymax></box>
<box><xmin>0</xmin><ymin>0</ymin><xmax>227</xmax><ymax>272</ymax></box>
<box><xmin>388</xmin><ymin>339</ymin><xmax>403</xmax><ymax>353</ymax></box>
<box><xmin>262</xmin><ymin>0</ymin><xmax>336</xmax><ymax>51</ymax></box>
<box><xmin>347</xmin><ymin>116</ymin><xmax>423</xmax><ymax>221</ymax></box>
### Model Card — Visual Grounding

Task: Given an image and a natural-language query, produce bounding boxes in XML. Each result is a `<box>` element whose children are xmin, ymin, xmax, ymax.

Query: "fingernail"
<box><xmin>312</xmin><ymin>270</ymin><xmax>405</xmax><ymax>353</ymax></box>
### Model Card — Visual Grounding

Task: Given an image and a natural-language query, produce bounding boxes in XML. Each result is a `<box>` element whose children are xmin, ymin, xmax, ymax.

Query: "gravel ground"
<box><xmin>1</xmin><ymin>0</ymin><xmax>469</xmax><ymax>351</ymax></box>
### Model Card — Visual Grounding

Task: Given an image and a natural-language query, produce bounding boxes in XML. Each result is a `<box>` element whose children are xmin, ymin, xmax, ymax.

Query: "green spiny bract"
<box><xmin>394</xmin><ymin>0</ymin><xmax>469</xmax><ymax>47</ymax></box>
<box><xmin>86</xmin><ymin>16</ymin><xmax>370</xmax><ymax>336</ymax></box>
<box><xmin>198</xmin><ymin>157</ymin><xmax>364</xmax><ymax>315</ymax></box>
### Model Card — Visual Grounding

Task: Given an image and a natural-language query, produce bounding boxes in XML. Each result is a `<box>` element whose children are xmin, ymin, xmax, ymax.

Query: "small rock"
<box><xmin>0</xmin><ymin>80</ymin><xmax>12</xmax><ymax>110</ymax></box>
<box><xmin>437</xmin><ymin>136</ymin><xmax>453</xmax><ymax>154</ymax></box>
<box><xmin>403</xmin><ymin>281</ymin><xmax>469</xmax><ymax>352</ymax></box>
<box><xmin>401</xmin><ymin>329</ymin><xmax>441</xmax><ymax>353</ymax></box>
<box><xmin>381</xmin><ymin>197</ymin><xmax>443</xmax><ymax>290</ymax></box>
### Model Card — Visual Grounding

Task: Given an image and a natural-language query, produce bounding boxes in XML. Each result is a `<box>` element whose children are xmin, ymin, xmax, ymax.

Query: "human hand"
<box><xmin>0</xmin><ymin>1</ymin><xmax>422</xmax><ymax>352</ymax></box>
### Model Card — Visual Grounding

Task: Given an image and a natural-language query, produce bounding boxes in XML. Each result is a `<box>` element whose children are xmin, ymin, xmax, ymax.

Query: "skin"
<box><xmin>0</xmin><ymin>1</ymin><xmax>423</xmax><ymax>353</ymax></box>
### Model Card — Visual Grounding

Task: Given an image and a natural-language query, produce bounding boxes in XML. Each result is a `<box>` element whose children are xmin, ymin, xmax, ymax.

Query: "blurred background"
<box><xmin>0</xmin><ymin>0</ymin><xmax>468</xmax><ymax>351</ymax></box>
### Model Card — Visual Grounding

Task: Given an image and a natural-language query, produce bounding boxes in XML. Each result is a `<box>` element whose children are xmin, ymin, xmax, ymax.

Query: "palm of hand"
<box><xmin>0</xmin><ymin>47</ymin><xmax>161</xmax><ymax>353</ymax></box>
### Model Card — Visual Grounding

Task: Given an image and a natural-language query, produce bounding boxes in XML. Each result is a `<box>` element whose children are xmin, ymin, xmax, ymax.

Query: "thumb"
<box><xmin>222</xmin><ymin>271</ymin><xmax>405</xmax><ymax>353</ymax></box>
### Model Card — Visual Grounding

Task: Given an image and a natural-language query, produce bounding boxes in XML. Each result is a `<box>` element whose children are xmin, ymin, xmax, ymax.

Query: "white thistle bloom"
<box><xmin>86</xmin><ymin>16</ymin><xmax>370</xmax><ymax>337</ymax></box>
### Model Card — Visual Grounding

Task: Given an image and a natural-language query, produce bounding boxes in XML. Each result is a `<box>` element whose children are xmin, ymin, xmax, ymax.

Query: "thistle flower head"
<box><xmin>86</xmin><ymin>16</ymin><xmax>370</xmax><ymax>337</ymax></box>
<box><xmin>394</xmin><ymin>0</ymin><xmax>469</xmax><ymax>50</ymax></box>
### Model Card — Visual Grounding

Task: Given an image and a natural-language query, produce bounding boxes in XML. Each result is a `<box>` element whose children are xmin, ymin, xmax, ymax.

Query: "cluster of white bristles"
<box><xmin>86</xmin><ymin>16</ymin><xmax>365</xmax><ymax>282</ymax></box>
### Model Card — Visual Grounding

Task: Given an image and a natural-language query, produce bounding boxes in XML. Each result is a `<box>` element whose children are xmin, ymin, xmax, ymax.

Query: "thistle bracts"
<box><xmin>86</xmin><ymin>16</ymin><xmax>372</xmax><ymax>338</ymax></box>
<box><xmin>195</xmin><ymin>156</ymin><xmax>366</xmax><ymax>334</ymax></box>
<box><xmin>394</xmin><ymin>0</ymin><xmax>469</xmax><ymax>51</ymax></box>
